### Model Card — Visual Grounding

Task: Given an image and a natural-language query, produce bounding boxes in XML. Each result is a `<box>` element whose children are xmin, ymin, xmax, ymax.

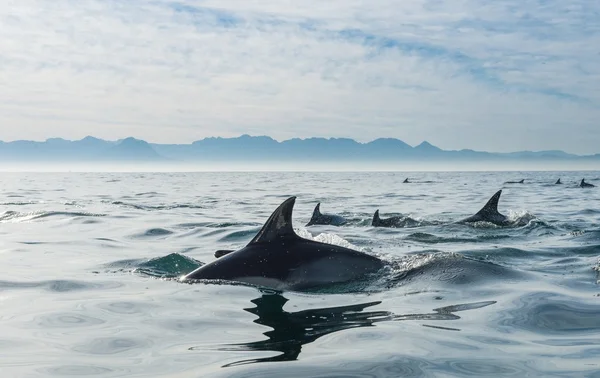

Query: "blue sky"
<box><xmin>1</xmin><ymin>0</ymin><xmax>599</xmax><ymax>153</ymax></box>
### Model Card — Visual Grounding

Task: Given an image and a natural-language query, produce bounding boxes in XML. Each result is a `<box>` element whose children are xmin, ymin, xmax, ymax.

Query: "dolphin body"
<box><xmin>306</xmin><ymin>203</ymin><xmax>347</xmax><ymax>226</ymax></box>
<box><xmin>505</xmin><ymin>179</ymin><xmax>524</xmax><ymax>184</ymax></box>
<box><xmin>580</xmin><ymin>179</ymin><xmax>596</xmax><ymax>188</ymax></box>
<box><xmin>459</xmin><ymin>190</ymin><xmax>510</xmax><ymax>226</ymax></box>
<box><xmin>181</xmin><ymin>197</ymin><xmax>384</xmax><ymax>291</ymax></box>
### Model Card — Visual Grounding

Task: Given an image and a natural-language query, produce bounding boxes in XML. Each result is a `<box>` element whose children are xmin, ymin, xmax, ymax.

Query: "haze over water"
<box><xmin>1</xmin><ymin>170</ymin><xmax>599</xmax><ymax>377</ymax></box>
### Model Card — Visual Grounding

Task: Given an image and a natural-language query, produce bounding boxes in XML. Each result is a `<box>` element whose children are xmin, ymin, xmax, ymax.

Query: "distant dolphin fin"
<box><xmin>473</xmin><ymin>190</ymin><xmax>502</xmax><ymax>219</ymax></box>
<box><xmin>215</xmin><ymin>249</ymin><xmax>235</xmax><ymax>258</ymax></box>
<box><xmin>555</xmin><ymin>179</ymin><xmax>561</xmax><ymax>185</ymax></box>
<box><xmin>519</xmin><ymin>179</ymin><xmax>524</xmax><ymax>183</ymax></box>
<box><xmin>248</xmin><ymin>196</ymin><xmax>298</xmax><ymax>244</ymax></box>
<box><xmin>403</xmin><ymin>178</ymin><xmax>409</xmax><ymax>183</ymax></box>
<box><xmin>306</xmin><ymin>203</ymin><xmax>321</xmax><ymax>226</ymax></box>
<box><xmin>372</xmin><ymin>210</ymin><xmax>380</xmax><ymax>226</ymax></box>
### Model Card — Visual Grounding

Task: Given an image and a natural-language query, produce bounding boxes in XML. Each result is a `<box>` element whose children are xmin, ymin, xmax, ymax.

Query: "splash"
<box><xmin>506</xmin><ymin>209</ymin><xmax>537</xmax><ymax>226</ymax></box>
<box><xmin>294</xmin><ymin>227</ymin><xmax>364</xmax><ymax>251</ymax></box>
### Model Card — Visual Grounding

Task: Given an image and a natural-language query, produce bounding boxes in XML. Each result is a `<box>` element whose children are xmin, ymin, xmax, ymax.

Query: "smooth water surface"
<box><xmin>1</xmin><ymin>171</ymin><xmax>600</xmax><ymax>377</ymax></box>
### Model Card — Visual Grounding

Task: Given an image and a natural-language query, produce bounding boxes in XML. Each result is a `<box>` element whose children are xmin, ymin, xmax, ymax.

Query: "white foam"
<box><xmin>294</xmin><ymin>227</ymin><xmax>364</xmax><ymax>251</ymax></box>
<box><xmin>507</xmin><ymin>209</ymin><xmax>537</xmax><ymax>226</ymax></box>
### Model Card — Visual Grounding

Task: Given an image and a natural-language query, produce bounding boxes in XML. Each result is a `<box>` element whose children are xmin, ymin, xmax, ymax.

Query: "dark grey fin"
<box><xmin>248</xmin><ymin>196</ymin><xmax>298</xmax><ymax>244</ymax></box>
<box><xmin>580</xmin><ymin>179</ymin><xmax>585</xmax><ymax>187</ymax></box>
<box><xmin>372</xmin><ymin>210</ymin><xmax>380</xmax><ymax>226</ymax></box>
<box><xmin>306</xmin><ymin>203</ymin><xmax>322</xmax><ymax>226</ymax></box>
<box><xmin>215</xmin><ymin>249</ymin><xmax>235</xmax><ymax>258</ymax></box>
<box><xmin>555</xmin><ymin>179</ymin><xmax>561</xmax><ymax>185</ymax></box>
<box><xmin>518</xmin><ymin>179</ymin><xmax>524</xmax><ymax>183</ymax></box>
<box><xmin>473</xmin><ymin>190</ymin><xmax>502</xmax><ymax>218</ymax></box>
<box><xmin>403</xmin><ymin>178</ymin><xmax>409</xmax><ymax>183</ymax></box>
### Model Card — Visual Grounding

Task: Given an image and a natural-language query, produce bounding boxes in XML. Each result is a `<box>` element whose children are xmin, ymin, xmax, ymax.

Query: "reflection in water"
<box><xmin>197</xmin><ymin>293</ymin><xmax>495</xmax><ymax>367</ymax></box>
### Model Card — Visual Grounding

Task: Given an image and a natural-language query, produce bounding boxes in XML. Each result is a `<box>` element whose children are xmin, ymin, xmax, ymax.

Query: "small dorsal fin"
<box><xmin>306</xmin><ymin>203</ymin><xmax>321</xmax><ymax>226</ymax></box>
<box><xmin>518</xmin><ymin>179</ymin><xmax>524</xmax><ymax>183</ymax></box>
<box><xmin>312</xmin><ymin>203</ymin><xmax>322</xmax><ymax>218</ymax></box>
<box><xmin>372</xmin><ymin>210</ymin><xmax>380</xmax><ymax>225</ymax></box>
<box><xmin>581</xmin><ymin>179</ymin><xmax>585</xmax><ymax>186</ymax></box>
<box><xmin>403</xmin><ymin>178</ymin><xmax>409</xmax><ymax>183</ymax></box>
<box><xmin>248</xmin><ymin>196</ymin><xmax>298</xmax><ymax>244</ymax></box>
<box><xmin>474</xmin><ymin>190</ymin><xmax>502</xmax><ymax>217</ymax></box>
<box><xmin>555</xmin><ymin>178</ymin><xmax>561</xmax><ymax>185</ymax></box>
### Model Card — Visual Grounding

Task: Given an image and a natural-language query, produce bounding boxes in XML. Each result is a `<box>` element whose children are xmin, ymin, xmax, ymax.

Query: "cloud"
<box><xmin>0</xmin><ymin>0</ymin><xmax>599</xmax><ymax>153</ymax></box>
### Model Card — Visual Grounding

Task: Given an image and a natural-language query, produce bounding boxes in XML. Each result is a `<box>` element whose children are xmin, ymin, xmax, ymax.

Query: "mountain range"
<box><xmin>0</xmin><ymin>135</ymin><xmax>598</xmax><ymax>163</ymax></box>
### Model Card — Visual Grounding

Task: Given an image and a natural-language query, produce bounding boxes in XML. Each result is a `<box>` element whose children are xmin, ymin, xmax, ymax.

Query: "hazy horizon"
<box><xmin>1</xmin><ymin>160</ymin><xmax>598</xmax><ymax>173</ymax></box>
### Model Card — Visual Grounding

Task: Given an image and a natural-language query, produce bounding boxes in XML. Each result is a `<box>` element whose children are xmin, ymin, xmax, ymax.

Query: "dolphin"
<box><xmin>306</xmin><ymin>203</ymin><xmax>347</xmax><ymax>226</ymax></box>
<box><xmin>403</xmin><ymin>178</ymin><xmax>410</xmax><ymax>183</ymax></box>
<box><xmin>555</xmin><ymin>178</ymin><xmax>562</xmax><ymax>185</ymax></box>
<box><xmin>459</xmin><ymin>190</ymin><xmax>510</xmax><ymax>226</ymax></box>
<box><xmin>580</xmin><ymin>179</ymin><xmax>596</xmax><ymax>188</ymax></box>
<box><xmin>505</xmin><ymin>179</ymin><xmax>524</xmax><ymax>184</ymax></box>
<box><xmin>181</xmin><ymin>197</ymin><xmax>384</xmax><ymax>291</ymax></box>
<box><xmin>372</xmin><ymin>210</ymin><xmax>417</xmax><ymax>228</ymax></box>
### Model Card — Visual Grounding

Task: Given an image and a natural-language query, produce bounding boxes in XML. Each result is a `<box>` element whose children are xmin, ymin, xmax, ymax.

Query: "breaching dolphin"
<box><xmin>505</xmin><ymin>179</ymin><xmax>524</xmax><ymax>184</ymax></box>
<box><xmin>181</xmin><ymin>197</ymin><xmax>384</xmax><ymax>290</ymax></box>
<box><xmin>580</xmin><ymin>179</ymin><xmax>595</xmax><ymax>188</ymax></box>
<box><xmin>306</xmin><ymin>203</ymin><xmax>347</xmax><ymax>226</ymax></box>
<box><xmin>459</xmin><ymin>190</ymin><xmax>510</xmax><ymax>226</ymax></box>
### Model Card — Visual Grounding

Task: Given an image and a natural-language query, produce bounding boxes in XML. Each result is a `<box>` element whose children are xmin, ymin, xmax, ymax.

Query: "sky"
<box><xmin>1</xmin><ymin>0</ymin><xmax>599</xmax><ymax>154</ymax></box>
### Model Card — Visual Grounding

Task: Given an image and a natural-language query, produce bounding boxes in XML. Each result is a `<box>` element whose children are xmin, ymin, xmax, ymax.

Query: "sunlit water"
<box><xmin>1</xmin><ymin>171</ymin><xmax>599</xmax><ymax>377</ymax></box>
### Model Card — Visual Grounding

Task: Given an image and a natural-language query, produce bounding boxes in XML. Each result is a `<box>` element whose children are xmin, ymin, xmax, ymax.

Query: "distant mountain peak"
<box><xmin>80</xmin><ymin>135</ymin><xmax>103</xmax><ymax>142</ymax></box>
<box><xmin>367</xmin><ymin>138</ymin><xmax>411</xmax><ymax>149</ymax></box>
<box><xmin>45</xmin><ymin>137</ymin><xmax>69</xmax><ymax>143</ymax></box>
<box><xmin>104</xmin><ymin>137</ymin><xmax>163</xmax><ymax>160</ymax></box>
<box><xmin>415</xmin><ymin>141</ymin><xmax>441</xmax><ymax>150</ymax></box>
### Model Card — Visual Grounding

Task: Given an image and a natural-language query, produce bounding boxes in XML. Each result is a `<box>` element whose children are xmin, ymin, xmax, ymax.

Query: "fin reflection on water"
<box><xmin>193</xmin><ymin>293</ymin><xmax>496</xmax><ymax>367</ymax></box>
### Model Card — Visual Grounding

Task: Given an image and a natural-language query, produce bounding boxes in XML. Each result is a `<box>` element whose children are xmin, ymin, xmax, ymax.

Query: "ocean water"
<box><xmin>1</xmin><ymin>171</ymin><xmax>600</xmax><ymax>377</ymax></box>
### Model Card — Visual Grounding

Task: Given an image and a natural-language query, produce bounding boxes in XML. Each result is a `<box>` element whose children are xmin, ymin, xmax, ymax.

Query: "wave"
<box><xmin>108</xmin><ymin>201</ymin><xmax>205</xmax><ymax>211</ymax></box>
<box><xmin>405</xmin><ymin>232</ymin><xmax>511</xmax><ymax>244</ymax></box>
<box><xmin>0</xmin><ymin>279</ymin><xmax>121</xmax><ymax>292</ymax></box>
<box><xmin>0</xmin><ymin>210</ymin><xmax>105</xmax><ymax>222</ymax></box>
<box><xmin>0</xmin><ymin>201</ymin><xmax>38</xmax><ymax>206</ymax></box>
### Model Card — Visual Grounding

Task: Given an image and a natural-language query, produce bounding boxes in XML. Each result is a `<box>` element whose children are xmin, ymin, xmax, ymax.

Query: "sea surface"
<box><xmin>1</xmin><ymin>171</ymin><xmax>600</xmax><ymax>377</ymax></box>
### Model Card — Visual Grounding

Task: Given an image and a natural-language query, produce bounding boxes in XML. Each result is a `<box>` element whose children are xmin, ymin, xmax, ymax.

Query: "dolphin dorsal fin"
<box><xmin>248</xmin><ymin>196</ymin><xmax>298</xmax><ymax>244</ymax></box>
<box><xmin>372</xmin><ymin>210</ymin><xmax>380</xmax><ymax>225</ymax></box>
<box><xmin>403</xmin><ymin>178</ymin><xmax>409</xmax><ymax>183</ymax></box>
<box><xmin>474</xmin><ymin>190</ymin><xmax>502</xmax><ymax>217</ymax></box>
<box><xmin>581</xmin><ymin>179</ymin><xmax>585</xmax><ymax>186</ymax></box>
<box><xmin>556</xmin><ymin>179</ymin><xmax>561</xmax><ymax>185</ymax></box>
<box><xmin>311</xmin><ymin>203</ymin><xmax>322</xmax><ymax>219</ymax></box>
<box><xmin>519</xmin><ymin>179</ymin><xmax>524</xmax><ymax>183</ymax></box>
